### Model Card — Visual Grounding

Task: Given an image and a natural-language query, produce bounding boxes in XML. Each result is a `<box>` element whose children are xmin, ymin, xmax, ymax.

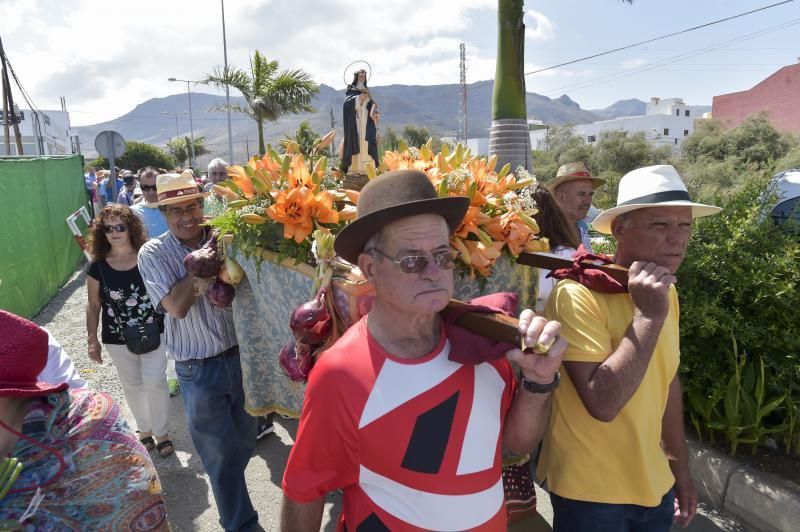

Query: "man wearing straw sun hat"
<box><xmin>137</xmin><ymin>170</ymin><xmax>261</xmax><ymax>531</ymax></box>
<box><xmin>547</xmin><ymin>161</ymin><xmax>606</xmax><ymax>252</ymax></box>
<box><xmin>537</xmin><ymin>165</ymin><xmax>721</xmax><ymax>531</ymax></box>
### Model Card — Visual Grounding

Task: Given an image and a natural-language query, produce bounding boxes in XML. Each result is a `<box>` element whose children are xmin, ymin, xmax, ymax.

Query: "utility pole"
<box><xmin>245</xmin><ymin>137</ymin><xmax>250</xmax><ymax>160</ymax></box>
<box><xmin>329</xmin><ymin>107</ymin><xmax>336</xmax><ymax>157</ymax></box>
<box><xmin>459</xmin><ymin>42</ymin><xmax>468</xmax><ymax>143</ymax></box>
<box><xmin>1</xmin><ymin>45</ymin><xmax>9</xmax><ymax>156</ymax></box>
<box><xmin>221</xmin><ymin>0</ymin><xmax>234</xmax><ymax>163</ymax></box>
<box><xmin>0</xmin><ymin>36</ymin><xmax>23</xmax><ymax>155</ymax></box>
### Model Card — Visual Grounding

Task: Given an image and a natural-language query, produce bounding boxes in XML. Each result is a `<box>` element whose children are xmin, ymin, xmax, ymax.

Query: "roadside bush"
<box><xmin>678</xmin><ymin>173</ymin><xmax>800</xmax><ymax>455</ymax></box>
<box><xmin>89</xmin><ymin>141</ymin><xmax>175</xmax><ymax>172</ymax></box>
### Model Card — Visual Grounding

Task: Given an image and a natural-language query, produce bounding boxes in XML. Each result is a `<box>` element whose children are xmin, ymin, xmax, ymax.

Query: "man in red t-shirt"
<box><xmin>281</xmin><ymin>170</ymin><xmax>566</xmax><ymax>531</ymax></box>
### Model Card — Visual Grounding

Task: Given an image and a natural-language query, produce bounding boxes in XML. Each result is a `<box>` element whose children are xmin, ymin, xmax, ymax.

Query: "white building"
<box><xmin>572</xmin><ymin>97</ymin><xmax>705</xmax><ymax>152</ymax></box>
<box><xmin>469</xmin><ymin>97</ymin><xmax>705</xmax><ymax>157</ymax></box>
<box><xmin>0</xmin><ymin>107</ymin><xmax>75</xmax><ymax>156</ymax></box>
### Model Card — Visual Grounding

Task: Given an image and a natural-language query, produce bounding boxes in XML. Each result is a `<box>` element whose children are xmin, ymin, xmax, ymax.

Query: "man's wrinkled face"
<box><xmin>163</xmin><ymin>199</ymin><xmax>204</xmax><ymax>242</ymax></box>
<box><xmin>614</xmin><ymin>206</ymin><xmax>693</xmax><ymax>274</ymax></box>
<box><xmin>208</xmin><ymin>166</ymin><xmax>228</xmax><ymax>185</ymax></box>
<box><xmin>555</xmin><ymin>179</ymin><xmax>595</xmax><ymax>222</ymax></box>
<box><xmin>360</xmin><ymin>214</ymin><xmax>454</xmax><ymax>316</ymax></box>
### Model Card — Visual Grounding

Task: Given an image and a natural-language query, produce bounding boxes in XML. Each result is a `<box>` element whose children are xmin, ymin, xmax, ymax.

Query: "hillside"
<box><xmin>75</xmin><ymin>82</ymin><xmax>652</xmax><ymax>164</ymax></box>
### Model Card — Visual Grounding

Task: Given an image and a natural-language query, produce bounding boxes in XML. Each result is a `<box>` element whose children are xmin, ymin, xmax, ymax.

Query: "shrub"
<box><xmin>89</xmin><ymin>141</ymin><xmax>175</xmax><ymax>172</ymax></box>
<box><xmin>678</xmin><ymin>173</ymin><xmax>800</xmax><ymax>454</ymax></box>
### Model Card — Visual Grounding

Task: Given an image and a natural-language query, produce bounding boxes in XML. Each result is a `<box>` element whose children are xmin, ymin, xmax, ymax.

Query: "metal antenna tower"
<box><xmin>458</xmin><ymin>42</ymin><xmax>467</xmax><ymax>142</ymax></box>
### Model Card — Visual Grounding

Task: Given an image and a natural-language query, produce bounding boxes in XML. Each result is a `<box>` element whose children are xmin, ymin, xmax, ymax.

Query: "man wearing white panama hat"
<box><xmin>537</xmin><ymin>165</ymin><xmax>721</xmax><ymax>531</ymax></box>
<box><xmin>138</xmin><ymin>170</ymin><xmax>261</xmax><ymax>531</ymax></box>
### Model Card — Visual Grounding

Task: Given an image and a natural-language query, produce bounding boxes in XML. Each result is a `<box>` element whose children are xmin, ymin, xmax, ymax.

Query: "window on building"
<box><xmin>44</xmin><ymin>115</ymin><xmax>51</xmax><ymax>126</ymax></box>
<box><xmin>684</xmin><ymin>129</ymin><xmax>689</xmax><ymax>136</ymax></box>
<box><xmin>663</xmin><ymin>128</ymin><xmax>669</xmax><ymax>136</ymax></box>
<box><xmin>674</xmin><ymin>139</ymin><xmax>678</xmax><ymax>145</ymax></box>
<box><xmin>685</xmin><ymin>110</ymin><xmax>690</xmax><ymax>117</ymax></box>
<box><xmin>676</xmin><ymin>109</ymin><xmax>680</xmax><ymax>116</ymax></box>
<box><xmin>587</xmin><ymin>135</ymin><xmax>596</xmax><ymax>143</ymax></box>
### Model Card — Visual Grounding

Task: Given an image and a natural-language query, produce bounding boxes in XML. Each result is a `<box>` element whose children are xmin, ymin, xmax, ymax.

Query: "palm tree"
<box><xmin>204</xmin><ymin>51</ymin><xmax>319</xmax><ymax>156</ymax></box>
<box><xmin>490</xmin><ymin>0</ymin><xmax>632</xmax><ymax>172</ymax></box>
<box><xmin>281</xmin><ymin>121</ymin><xmax>321</xmax><ymax>157</ymax></box>
<box><xmin>489</xmin><ymin>0</ymin><xmax>530</xmax><ymax>172</ymax></box>
<box><xmin>167</xmin><ymin>136</ymin><xmax>210</xmax><ymax>167</ymax></box>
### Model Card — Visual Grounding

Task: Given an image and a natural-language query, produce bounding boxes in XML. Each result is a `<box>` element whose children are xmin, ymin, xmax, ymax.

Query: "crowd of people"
<box><xmin>1</xmin><ymin>156</ymin><xmax>719</xmax><ymax>531</ymax></box>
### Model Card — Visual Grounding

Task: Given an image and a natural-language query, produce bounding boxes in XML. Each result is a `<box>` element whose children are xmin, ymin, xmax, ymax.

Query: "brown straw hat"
<box><xmin>334</xmin><ymin>169</ymin><xmax>469</xmax><ymax>264</ymax></box>
<box><xmin>156</xmin><ymin>170</ymin><xmax>208</xmax><ymax>206</ymax></box>
<box><xmin>0</xmin><ymin>310</ymin><xmax>69</xmax><ymax>398</ymax></box>
<box><xmin>546</xmin><ymin>161</ymin><xmax>606</xmax><ymax>192</ymax></box>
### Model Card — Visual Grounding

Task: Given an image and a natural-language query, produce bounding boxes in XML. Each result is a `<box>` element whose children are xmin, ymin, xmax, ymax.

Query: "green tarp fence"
<box><xmin>0</xmin><ymin>156</ymin><xmax>87</xmax><ymax>318</ymax></box>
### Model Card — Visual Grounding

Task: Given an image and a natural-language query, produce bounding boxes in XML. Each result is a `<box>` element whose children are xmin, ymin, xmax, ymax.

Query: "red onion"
<box><xmin>279</xmin><ymin>342</ymin><xmax>314</xmax><ymax>382</ymax></box>
<box><xmin>183</xmin><ymin>233</ymin><xmax>221</xmax><ymax>277</ymax></box>
<box><xmin>208</xmin><ymin>279</ymin><xmax>235</xmax><ymax>308</ymax></box>
<box><xmin>289</xmin><ymin>291</ymin><xmax>332</xmax><ymax>346</ymax></box>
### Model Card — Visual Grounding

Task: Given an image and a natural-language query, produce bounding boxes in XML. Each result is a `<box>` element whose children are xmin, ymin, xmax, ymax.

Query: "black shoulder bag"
<box><xmin>98</xmin><ymin>262</ymin><xmax>161</xmax><ymax>355</ymax></box>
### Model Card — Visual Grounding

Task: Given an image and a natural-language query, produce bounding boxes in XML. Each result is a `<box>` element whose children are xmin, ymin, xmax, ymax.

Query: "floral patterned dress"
<box><xmin>87</xmin><ymin>260</ymin><xmax>164</xmax><ymax>345</ymax></box>
<box><xmin>0</xmin><ymin>389</ymin><xmax>169</xmax><ymax>530</ymax></box>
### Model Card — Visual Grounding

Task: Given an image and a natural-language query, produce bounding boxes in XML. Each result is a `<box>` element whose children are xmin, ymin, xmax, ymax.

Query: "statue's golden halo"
<box><xmin>343</xmin><ymin>60</ymin><xmax>372</xmax><ymax>86</ymax></box>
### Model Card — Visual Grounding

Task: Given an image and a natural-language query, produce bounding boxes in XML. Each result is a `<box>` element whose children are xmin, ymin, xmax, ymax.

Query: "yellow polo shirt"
<box><xmin>536</xmin><ymin>280</ymin><xmax>679</xmax><ymax>506</ymax></box>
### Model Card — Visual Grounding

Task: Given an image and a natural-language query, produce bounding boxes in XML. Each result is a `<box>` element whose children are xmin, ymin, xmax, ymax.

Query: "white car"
<box><xmin>765</xmin><ymin>169</ymin><xmax>800</xmax><ymax>229</ymax></box>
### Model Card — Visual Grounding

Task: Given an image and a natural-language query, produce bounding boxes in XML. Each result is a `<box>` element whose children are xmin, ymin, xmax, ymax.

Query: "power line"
<box><xmin>414</xmin><ymin>0</ymin><xmax>796</xmax><ymax>105</ymax></box>
<box><xmin>522</xmin><ymin>0</ymin><xmax>795</xmax><ymax>77</ymax></box>
<box><xmin>537</xmin><ymin>17</ymin><xmax>800</xmax><ymax>97</ymax></box>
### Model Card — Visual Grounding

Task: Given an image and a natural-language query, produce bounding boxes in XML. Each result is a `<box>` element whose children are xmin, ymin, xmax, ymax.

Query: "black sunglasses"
<box><xmin>102</xmin><ymin>224</ymin><xmax>128</xmax><ymax>234</ymax></box>
<box><xmin>369</xmin><ymin>248</ymin><xmax>459</xmax><ymax>274</ymax></box>
<box><xmin>140</xmin><ymin>185</ymin><xmax>158</xmax><ymax>191</ymax></box>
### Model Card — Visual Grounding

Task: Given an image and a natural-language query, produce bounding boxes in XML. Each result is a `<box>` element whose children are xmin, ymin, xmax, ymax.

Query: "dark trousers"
<box><xmin>551</xmin><ymin>488</ymin><xmax>675</xmax><ymax>532</ymax></box>
<box><xmin>175</xmin><ymin>351</ymin><xmax>258</xmax><ymax>531</ymax></box>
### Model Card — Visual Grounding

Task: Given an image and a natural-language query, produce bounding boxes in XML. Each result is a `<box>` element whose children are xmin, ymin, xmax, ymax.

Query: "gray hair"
<box><xmin>208</xmin><ymin>158</ymin><xmax>228</xmax><ymax>171</ymax></box>
<box><xmin>611</xmin><ymin>211</ymin><xmax>635</xmax><ymax>233</ymax></box>
<box><xmin>363</xmin><ymin>230</ymin><xmax>385</xmax><ymax>257</ymax></box>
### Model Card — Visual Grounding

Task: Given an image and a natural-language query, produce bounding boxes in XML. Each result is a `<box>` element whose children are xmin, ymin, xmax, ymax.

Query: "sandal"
<box><xmin>156</xmin><ymin>440</ymin><xmax>174</xmax><ymax>457</ymax></box>
<box><xmin>140</xmin><ymin>436</ymin><xmax>155</xmax><ymax>451</ymax></box>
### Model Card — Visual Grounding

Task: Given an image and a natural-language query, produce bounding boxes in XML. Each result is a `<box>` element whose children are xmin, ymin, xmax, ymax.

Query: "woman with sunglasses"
<box><xmin>85</xmin><ymin>205</ymin><xmax>174</xmax><ymax>457</ymax></box>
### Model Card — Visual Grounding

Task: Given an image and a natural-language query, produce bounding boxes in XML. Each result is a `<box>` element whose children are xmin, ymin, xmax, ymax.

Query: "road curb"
<box><xmin>687</xmin><ymin>438</ymin><xmax>800</xmax><ymax>532</ymax></box>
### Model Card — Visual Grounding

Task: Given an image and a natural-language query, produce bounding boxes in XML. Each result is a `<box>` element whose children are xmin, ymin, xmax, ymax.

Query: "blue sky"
<box><xmin>1</xmin><ymin>0</ymin><xmax>797</xmax><ymax>126</ymax></box>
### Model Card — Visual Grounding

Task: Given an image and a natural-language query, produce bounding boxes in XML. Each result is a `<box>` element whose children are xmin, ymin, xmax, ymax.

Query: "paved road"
<box><xmin>34</xmin><ymin>270</ymin><xmax>748</xmax><ymax>531</ymax></box>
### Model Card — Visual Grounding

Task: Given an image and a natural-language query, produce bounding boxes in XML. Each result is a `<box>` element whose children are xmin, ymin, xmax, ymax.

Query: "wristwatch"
<box><xmin>521</xmin><ymin>372</ymin><xmax>560</xmax><ymax>394</ymax></box>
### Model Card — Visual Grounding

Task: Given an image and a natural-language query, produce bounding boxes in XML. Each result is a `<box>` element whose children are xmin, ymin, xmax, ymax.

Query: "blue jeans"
<box><xmin>551</xmin><ymin>488</ymin><xmax>675</xmax><ymax>532</ymax></box>
<box><xmin>175</xmin><ymin>351</ymin><xmax>258</xmax><ymax>531</ymax></box>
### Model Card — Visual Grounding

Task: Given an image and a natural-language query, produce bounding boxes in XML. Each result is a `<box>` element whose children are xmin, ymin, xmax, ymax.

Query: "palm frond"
<box><xmin>207</xmin><ymin>103</ymin><xmax>256</xmax><ymax>120</ymax></box>
<box><xmin>202</xmin><ymin>65</ymin><xmax>253</xmax><ymax>98</ymax></box>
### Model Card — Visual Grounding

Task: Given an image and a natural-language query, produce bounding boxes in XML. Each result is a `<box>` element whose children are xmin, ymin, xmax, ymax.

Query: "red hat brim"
<box><xmin>0</xmin><ymin>381</ymin><xmax>69</xmax><ymax>398</ymax></box>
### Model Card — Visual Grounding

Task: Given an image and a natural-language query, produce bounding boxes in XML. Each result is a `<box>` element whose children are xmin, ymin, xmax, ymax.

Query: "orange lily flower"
<box><xmin>227</xmin><ymin>165</ymin><xmax>256</xmax><ymax>199</ymax></box>
<box><xmin>288</xmin><ymin>155</ymin><xmax>313</xmax><ymax>189</ymax></box>
<box><xmin>307</xmin><ymin>191</ymin><xmax>339</xmax><ymax>225</ymax></box>
<box><xmin>484</xmin><ymin>212</ymin><xmax>537</xmax><ymax>256</ymax></box>
<box><xmin>462</xmin><ymin>240</ymin><xmax>504</xmax><ymax>277</ymax></box>
<box><xmin>455</xmin><ymin>206</ymin><xmax>491</xmax><ymax>240</ymax></box>
<box><xmin>253</xmin><ymin>154</ymin><xmax>282</xmax><ymax>183</ymax></box>
<box><xmin>267</xmin><ymin>186</ymin><xmax>315</xmax><ymax>243</ymax></box>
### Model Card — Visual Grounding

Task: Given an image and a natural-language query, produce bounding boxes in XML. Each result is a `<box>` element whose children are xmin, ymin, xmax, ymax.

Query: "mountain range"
<box><xmin>74</xmin><ymin>82</ymin><xmax>702</xmax><ymax>164</ymax></box>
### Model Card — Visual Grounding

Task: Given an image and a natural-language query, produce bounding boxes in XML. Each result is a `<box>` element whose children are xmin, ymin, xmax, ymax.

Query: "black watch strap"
<box><xmin>521</xmin><ymin>371</ymin><xmax>560</xmax><ymax>394</ymax></box>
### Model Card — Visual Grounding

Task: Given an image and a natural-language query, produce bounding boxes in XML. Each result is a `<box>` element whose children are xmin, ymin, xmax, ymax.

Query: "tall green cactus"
<box><xmin>492</xmin><ymin>0</ymin><xmax>527</xmax><ymax>120</ymax></box>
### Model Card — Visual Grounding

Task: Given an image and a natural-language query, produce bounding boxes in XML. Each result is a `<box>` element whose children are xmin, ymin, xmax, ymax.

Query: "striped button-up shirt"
<box><xmin>138</xmin><ymin>231</ymin><xmax>237</xmax><ymax>361</ymax></box>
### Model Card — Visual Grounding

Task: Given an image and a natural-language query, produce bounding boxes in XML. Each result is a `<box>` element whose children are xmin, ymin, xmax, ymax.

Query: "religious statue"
<box><xmin>341</xmin><ymin>66</ymin><xmax>379</xmax><ymax>174</ymax></box>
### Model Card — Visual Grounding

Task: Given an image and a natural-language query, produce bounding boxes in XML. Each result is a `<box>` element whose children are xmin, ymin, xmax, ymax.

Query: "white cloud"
<box><xmin>621</xmin><ymin>58</ymin><xmax>648</xmax><ymax>70</ymax></box>
<box><xmin>0</xmin><ymin>0</ymin><xmax>499</xmax><ymax>125</ymax></box>
<box><xmin>524</xmin><ymin>10</ymin><xmax>554</xmax><ymax>41</ymax></box>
